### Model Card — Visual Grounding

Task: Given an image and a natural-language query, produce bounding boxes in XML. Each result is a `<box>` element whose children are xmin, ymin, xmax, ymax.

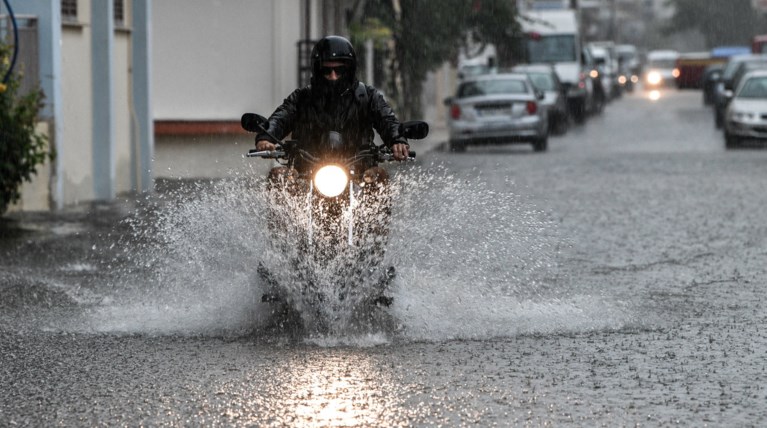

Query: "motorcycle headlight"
<box><xmin>314</xmin><ymin>165</ymin><xmax>348</xmax><ymax>197</ymax></box>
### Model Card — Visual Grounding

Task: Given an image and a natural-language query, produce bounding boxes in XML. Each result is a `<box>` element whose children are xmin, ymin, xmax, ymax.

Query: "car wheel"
<box><xmin>449</xmin><ymin>140</ymin><xmax>466</xmax><ymax>152</ymax></box>
<box><xmin>570</xmin><ymin>100</ymin><xmax>586</xmax><ymax>124</ymax></box>
<box><xmin>533</xmin><ymin>135</ymin><xmax>548</xmax><ymax>152</ymax></box>
<box><xmin>552</xmin><ymin>112</ymin><xmax>568</xmax><ymax>135</ymax></box>
<box><xmin>724</xmin><ymin>132</ymin><xmax>739</xmax><ymax>149</ymax></box>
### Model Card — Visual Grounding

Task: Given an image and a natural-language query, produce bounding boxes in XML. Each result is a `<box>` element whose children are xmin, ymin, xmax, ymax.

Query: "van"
<box><xmin>521</xmin><ymin>9</ymin><xmax>594</xmax><ymax>122</ymax></box>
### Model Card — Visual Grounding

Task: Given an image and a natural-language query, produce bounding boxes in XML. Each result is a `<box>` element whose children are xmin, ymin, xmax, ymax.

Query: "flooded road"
<box><xmin>2</xmin><ymin>89</ymin><xmax>767</xmax><ymax>426</ymax></box>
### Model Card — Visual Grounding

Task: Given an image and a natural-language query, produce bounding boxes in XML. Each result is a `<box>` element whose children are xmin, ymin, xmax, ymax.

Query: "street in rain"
<box><xmin>2</xmin><ymin>0</ymin><xmax>767</xmax><ymax>426</ymax></box>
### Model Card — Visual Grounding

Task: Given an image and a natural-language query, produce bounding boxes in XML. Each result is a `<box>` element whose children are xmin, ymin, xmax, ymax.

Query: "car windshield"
<box><xmin>737</xmin><ymin>76</ymin><xmax>767</xmax><ymax>98</ymax></box>
<box><xmin>457</xmin><ymin>79</ymin><xmax>529</xmax><ymax>98</ymax></box>
<box><xmin>526</xmin><ymin>35</ymin><xmax>577</xmax><ymax>63</ymax></box>
<box><xmin>648</xmin><ymin>59</ymin><xmax>676</xmax><ymax>69</ymax></box>
<box><xmin>460</xmin><ymin>65</ymin><xmax>491</xmax><ymax>77</ymax></box>
<box><xmin>527</xmin><ymin>72</ymin><xmax>555</xmax><ymax>91</ymax></box>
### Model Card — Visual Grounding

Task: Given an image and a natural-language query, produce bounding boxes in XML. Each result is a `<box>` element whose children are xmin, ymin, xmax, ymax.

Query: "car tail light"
<box><xmin>526</xmin><ymin>101</ymin><xmax>537</xmax><ymax>115</ymax></box>
<box><xmin>450</xmin><ymin>104</ymin><xmax>461</xmax><ymax>119</ymax></box>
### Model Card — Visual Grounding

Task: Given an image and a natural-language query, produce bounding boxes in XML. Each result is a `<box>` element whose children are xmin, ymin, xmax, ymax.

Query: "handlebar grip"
<box><xmin>409</xmin><ymin>150</ymin><xmax>416</xmax><ymax>158</ymax></box>
<box><xmin>247</xmin><ymin>149</ymin><xmax>285</xmax><ymax>158</ymax></box>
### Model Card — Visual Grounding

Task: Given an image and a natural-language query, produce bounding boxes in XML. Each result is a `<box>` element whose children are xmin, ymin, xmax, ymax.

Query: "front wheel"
<box><xmin>724</xmin><ymin>131</ymin><xmax>739</xmax><ymax>149</ymax></box>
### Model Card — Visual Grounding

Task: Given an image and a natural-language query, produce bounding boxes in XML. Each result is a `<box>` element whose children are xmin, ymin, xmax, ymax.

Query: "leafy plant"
<box><xmin>353</xmin><ymin>0</ymin><xmax>521</xmax><ymax>119</ymax></box>
<box><xmin>0</xmin><ymin>39</ymin><xmax>52</xmax><ymax>215</ymax></box>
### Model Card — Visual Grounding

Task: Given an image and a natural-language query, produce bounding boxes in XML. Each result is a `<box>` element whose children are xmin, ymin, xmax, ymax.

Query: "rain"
<box><xmin>2</xmin><ymin>0</ymin><xmax>767</xmax><ymax>425</ymax></box>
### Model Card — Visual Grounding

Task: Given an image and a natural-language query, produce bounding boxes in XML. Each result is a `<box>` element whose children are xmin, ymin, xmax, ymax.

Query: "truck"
<box><xmin>521</xmin><ymin>8</ymin><xmax>594</xmax><ymax>123</ymax></box>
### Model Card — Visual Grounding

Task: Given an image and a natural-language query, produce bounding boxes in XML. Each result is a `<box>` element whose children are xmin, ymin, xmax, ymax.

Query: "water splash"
<box><xmin>82</xmin><ymin>163</ymin><xmax>627</xmax><ymax>342</ymax></box>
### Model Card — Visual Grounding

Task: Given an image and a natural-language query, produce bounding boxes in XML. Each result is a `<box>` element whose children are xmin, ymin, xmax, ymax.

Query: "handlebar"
<box><xmin>246</xmin><ymin>148</ymin><xmax>415</xmax><ymax>162</ymax></box>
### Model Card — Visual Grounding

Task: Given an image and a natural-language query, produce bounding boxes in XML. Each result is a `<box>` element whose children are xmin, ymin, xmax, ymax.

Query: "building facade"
<box><xmin>11</xmin><ymin>0</ymin><xmax>152</xmax><ymax>211</ymax></box>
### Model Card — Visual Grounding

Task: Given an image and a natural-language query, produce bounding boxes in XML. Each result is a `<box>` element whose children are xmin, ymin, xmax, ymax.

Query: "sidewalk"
<box><xmin>154</xmin><ymin>122</ymin><xmax>448</xmax><ymax>180</ymax></box>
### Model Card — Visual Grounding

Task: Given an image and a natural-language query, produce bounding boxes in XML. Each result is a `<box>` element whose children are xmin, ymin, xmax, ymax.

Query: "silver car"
<box><xmin>724</xmin><ymin>69</ymin><xmax>767</xmax><ymax>148</ymax></box>
<box><xmin>446</xmin><ymin>73</ymin><xmax>549</xmax><ymax>152</ymax></box>
<box><xmin>512</xmin><ymin>64</ymin><xmax>569</xmax><ymax>135</ymax></box>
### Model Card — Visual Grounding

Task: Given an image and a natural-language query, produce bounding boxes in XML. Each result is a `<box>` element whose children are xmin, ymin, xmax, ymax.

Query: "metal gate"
<box><xmin>297</xmin><ymin>39</ymin><xmax>317</xmax><ymax>88</ymax></box>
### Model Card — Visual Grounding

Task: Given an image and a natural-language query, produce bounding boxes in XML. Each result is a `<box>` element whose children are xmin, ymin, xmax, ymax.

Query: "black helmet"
<box><xmin>310</xmin><ymin>36</ymin><xmax>357</xmax><ymax>91</ymax></box>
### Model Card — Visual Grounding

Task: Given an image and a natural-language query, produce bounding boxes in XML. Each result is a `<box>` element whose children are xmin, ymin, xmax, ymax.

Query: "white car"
<box><xmin>445</xmin><ymin>73</ymin><xmax>549</xmax><ymax>152</ymax></box>
<box><xmin>644</xmin><ymin>49</ymin><xmax>679</xmax><ymax>89</ymax></box>
<box><xmin>724</xmin><ymin>69</ymin><xmax>767</xmax><ymax>148</ymax></box>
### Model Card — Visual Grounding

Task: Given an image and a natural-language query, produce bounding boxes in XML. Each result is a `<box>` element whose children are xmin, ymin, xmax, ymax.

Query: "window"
<box><xmin>62</xmin><ymin>0</ymin><xmax>77</xmax><ymax>22</ymax></box>
<box><xmin>114</xmin><ymin>0</ymin><xmax>124</xmax><ymax>26</ymax></box>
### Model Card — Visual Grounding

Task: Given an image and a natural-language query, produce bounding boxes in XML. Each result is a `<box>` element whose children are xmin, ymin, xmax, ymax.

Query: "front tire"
<box><xmin>724</xmin><ymin>131</ymin><xmax>739</xmax><ymax>149</ymax></box>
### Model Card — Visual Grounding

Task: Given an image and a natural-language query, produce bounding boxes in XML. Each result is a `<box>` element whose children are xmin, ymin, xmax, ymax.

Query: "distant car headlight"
<box><xmin>618</xmin><ymin>75</ymin><xmax>627</xmax><ymax>85</ymax></box>
<box><xmin>646</xmin><ymin>71</ymin><xmax>662</xmax><ymax>86</ymax></box>
<box><xmin>314</xmin><ymin>165</ymin><xmax>348</xmax><ymax>197</ymax></box>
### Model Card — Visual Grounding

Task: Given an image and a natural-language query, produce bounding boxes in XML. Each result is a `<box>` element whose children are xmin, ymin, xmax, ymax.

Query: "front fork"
<box><xmin>306</xmin><ymin>177</ymin><xmax>359</xmax><ymax>248</ymax></box>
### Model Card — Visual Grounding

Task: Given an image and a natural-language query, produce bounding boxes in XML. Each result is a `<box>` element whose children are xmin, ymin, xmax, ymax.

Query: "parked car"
<box><xmin>616</xmin><ymin>44</ymin><xmax>640</xmax><ymax>93</ymax></box>
<box><xmin>445</xmin><ymin>73</ymin><xmax>549</xmax><ymax>152</ymax></box>
<box><xmin>587</xmin><ymin>41</ymin><xmax>621</xmax><ymax>98</ymax></box>
<box><xmin>724</xmin><ymin>69</ymin><xmax>767</xmax><ymax>148</ymax></box>
<box><xmin>713</xmin><ymin>54</ymin><xmax>767</xmax><ymax>128</ymax></box>
<box><xmin>702</xmin><ymin>63</ymin><xmax>724</xmax><ymax>105</ymax></box>
<box><xmin>586</xmin><ymin>43</ymin><xmax>618</xmax><ymax>101</ymax></box>
<box><xmin>580</xmin><ymin>46</ymin><xmax>605</xmax><ymax>115</ymax></box>
<box><xmin>511</xmin><ymin>64</ymin><xmax>569</xmax><ymax>134</ymax></box>
<box><xmin>643</xmin><ymin>50</ymin><xmax>679</xmax><ymax>89</ymax></box>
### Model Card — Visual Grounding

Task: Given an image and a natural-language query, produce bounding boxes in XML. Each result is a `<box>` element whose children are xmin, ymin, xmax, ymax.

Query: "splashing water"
<box><xmin>84</xmin><ymin>163</ymin><xmax>626</xmax><ymax>342</ymax></box>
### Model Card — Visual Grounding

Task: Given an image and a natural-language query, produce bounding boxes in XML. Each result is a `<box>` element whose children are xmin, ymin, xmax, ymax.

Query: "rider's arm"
<box><xmin>367</xmin><ymin>87</ymin><xmax>409</xmax><ymax>160</ymax></box>
<box><xmin>255</xmin><ymin>88</ymin><xmax>303</xmax><ymax>149</ymax></box>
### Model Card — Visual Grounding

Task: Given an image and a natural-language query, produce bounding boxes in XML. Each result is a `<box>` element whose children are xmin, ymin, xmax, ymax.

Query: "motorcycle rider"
<box><xmin>255</xmin><ymin>35</ymin><xmax>411</xmax><ymax>186</ymax></box>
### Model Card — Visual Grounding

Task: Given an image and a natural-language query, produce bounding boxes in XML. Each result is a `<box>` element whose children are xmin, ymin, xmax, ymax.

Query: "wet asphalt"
<box><xmin>2</xmin><ymin>88</ymin><xmax>767</xmax><ymax>426</ymax></box>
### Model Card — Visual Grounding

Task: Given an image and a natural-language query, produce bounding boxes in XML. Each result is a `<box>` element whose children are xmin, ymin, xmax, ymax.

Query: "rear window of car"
<box><xmin>457</xmin><ymin>79</ymin><xmax>528</xmax><ymax>98</ymax></box>
<box><xmin>738</xmin><ymin>76</ymin><xmax>767</xmax><ymax>98</ymax></box>
<box><xmin>527</xmin><ymin>73</ymin><xmax>555</xmax><ymax>91</ymax></box>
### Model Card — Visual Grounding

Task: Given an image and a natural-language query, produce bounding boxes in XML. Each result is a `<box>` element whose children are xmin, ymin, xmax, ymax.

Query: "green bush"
<box><xmin>0</xmin><ymin>40</ymin><xmax>52</xmax><ymax>215</ymax></box>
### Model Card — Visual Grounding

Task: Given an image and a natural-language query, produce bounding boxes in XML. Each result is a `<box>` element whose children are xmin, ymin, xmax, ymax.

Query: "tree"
<box><xmin>352</xmin><ymin>0</ymin><xmax>520</xmax><ymax>119</ymax></box>
<box><xmin>0</xmin><ymin>39</ymin><xmax>52</xmax><ymax>215</ymax></box>
<box><xmin>663</xmin><ymin>0</ymin><xmax>760</xmax><ymax>48</ymax></box>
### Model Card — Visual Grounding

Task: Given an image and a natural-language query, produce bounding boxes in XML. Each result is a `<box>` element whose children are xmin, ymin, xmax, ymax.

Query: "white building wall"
<box><xmin>152</xmin><ymin>0</ymin><xmax>302</xmax><ymax>121</ymax></box>
<box><xmin>11</xmin><ymin>0</ymin><xmax>149</xmax><ymax>210</ymax></box>
<box><xmin>115</xmin><ymin>29</ymin><xmax>133</xmax><ymax>194</ymax></box>
<box><xmin>60</xmin><ymin>16</ymin><xmax>94</xmax><ymax>205</ymax></box>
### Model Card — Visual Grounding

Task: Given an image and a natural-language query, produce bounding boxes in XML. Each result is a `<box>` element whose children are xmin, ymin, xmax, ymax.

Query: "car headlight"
<box><xmin>646</xmin><ymin>71</ymin><xmax>662</xmax><ymax>86</ymax></box>
<box><xmin>314</xmin><ymin>164</ymin><xmax>348</xmax><ymax>197</ymax></box>
<box><xmin>731</xmin><ymin>111</ymin><xmax>755</xmax><ymax>121</ymax></box>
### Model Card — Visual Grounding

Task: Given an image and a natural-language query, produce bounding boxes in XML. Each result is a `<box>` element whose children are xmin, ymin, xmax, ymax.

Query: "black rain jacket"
<box><xmin>257</xmin><ymin>81</ymin><xmax>406</xmax><ymax>171</ymax></box>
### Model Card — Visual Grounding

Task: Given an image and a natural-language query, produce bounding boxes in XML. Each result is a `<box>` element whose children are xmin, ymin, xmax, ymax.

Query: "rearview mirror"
<box><xmin>241</xmin><ymin>113</ymin><xmax>269</xmax><ymax>133</ymax></box>
<box><xmin>400</xmin><ymin>121</ymin><xmax>429</xmax><ymax>140</ymax></box>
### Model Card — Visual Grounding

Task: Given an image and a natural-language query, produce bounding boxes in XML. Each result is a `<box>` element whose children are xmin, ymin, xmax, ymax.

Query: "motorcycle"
<box><xmin>240</xmin><ymin>113</ymin><xmax>428</xmax><ymax>329</ymax></box>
